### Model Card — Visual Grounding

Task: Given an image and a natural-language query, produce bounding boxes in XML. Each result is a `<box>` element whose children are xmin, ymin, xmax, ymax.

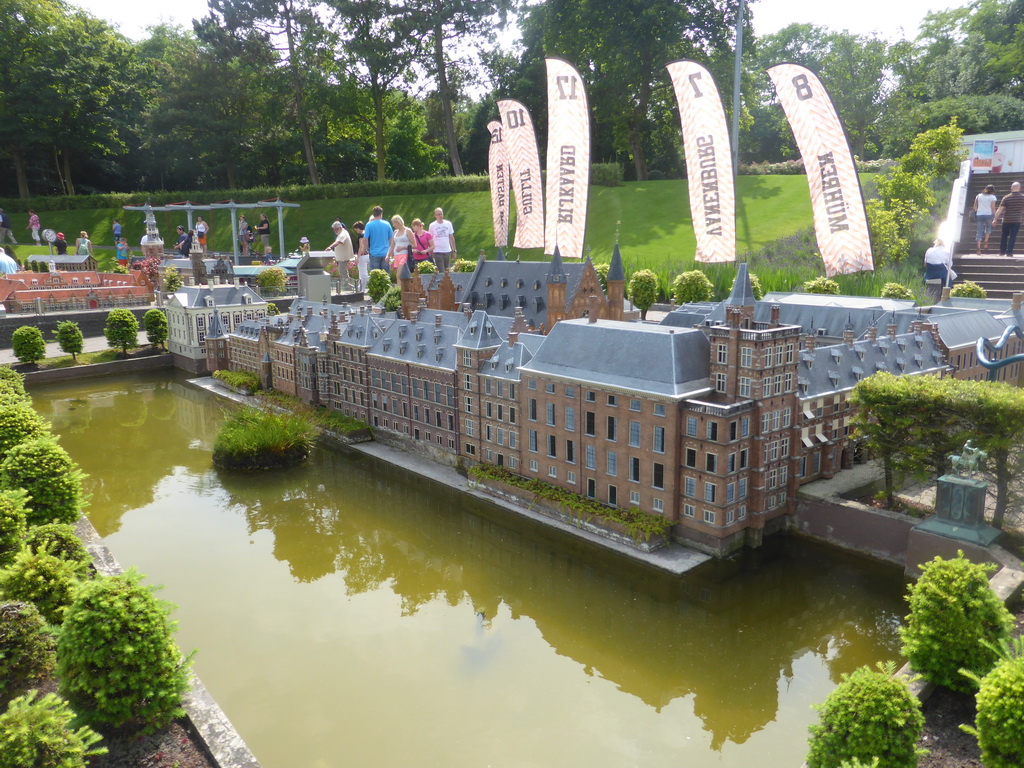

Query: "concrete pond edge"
<box><xmin>75</xmin><ymin>516</ymin><xmax>262</xmax><ymax>768</ymax></box>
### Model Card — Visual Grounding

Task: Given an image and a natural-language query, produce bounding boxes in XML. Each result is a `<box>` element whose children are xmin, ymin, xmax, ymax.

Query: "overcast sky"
<box><xmin>69</xmin><ymin>0</ymin><xmax>964</xmax><ymax>43</ymax></box>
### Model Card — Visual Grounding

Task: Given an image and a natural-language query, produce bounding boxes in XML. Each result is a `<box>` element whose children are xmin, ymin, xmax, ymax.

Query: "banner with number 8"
<box><xmin>767</xmin><ymin>63</ymin><xmax>874</xmax><ymax>277</ymax></box>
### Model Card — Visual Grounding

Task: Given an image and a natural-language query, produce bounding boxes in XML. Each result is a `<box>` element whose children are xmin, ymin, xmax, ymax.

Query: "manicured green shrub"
<box><xmin>591</xmin><ymin>162</ymin><xmax>624</xmax><ymax>187</ymax></box>
<box><xmin>57</xmin><ymin>570</ymin><xmax>193</xmax><ymax>732</ymax></box>
<box><xmin>628</xmin><ymin>269</ymin><xmax>659</xmax><ymax>319</ymax></box>
<box><xmin>0</xmin><ymin>401</ymin><xmax>50</xmax><ymax>461</ymax></box>
<box><xmin>452</xmin><ymin>258</ymin><xmax>477</xmax><ymax>273</ymax></box>
<box><xmin>0</xmin><ymin>438</ymin><xmax>86</xmax><ymax>527</ymax></box>
<box><xmin>256</xmin><ymin>266</ymin><xmax>287</xmax><ymax>294</ymax></box>
<box><xmin>804</xmin><ymin>276</ymin><xmax>841</xmax><ymax>295</ymax></box>
<box><xmin>266</xmin><ymin>301</ymin><xmax>279</xmax><ymax>316</ymax></box>
<box><xmin>0</xmin><ymin>546</ymin><xmax>83</xmax><ymax>624</ymax></box>
<box><xmin>366</xmin><ymin>268</ymin><xmax>391</xmax><ymax>302</ymax></box>
<box><xmin>162</xmin><ymin>265</ymin><xmax>183</xmax><ymax>292</ymax></box>
<box><xmin>23</xmin><ymin>524</ymin><xmax>90</xmax><ymax>574</ymax></box>
<box><xmin>900</xmin><ymin>553</ymin><xmax>1012</xmax><ymax>692</ymax></box>
<box><xmin>212</xmin><ymin>406</ymin><xmax>317</xmax><ymax>470</ymax></box>
<box><xmin>806</xmin><ymin>663</ymin><xmax>925</xmax><ymax>768</ymax></box>
<box><xmin>0</xmin><ymin>367</ymin><xmax>27</xmax><ymax>399</ymax></box>
<box><xmin>595</xmin><ymin>262</ymin><xmax>610</xmax><ymax>291</ymax></box>
<box><xmin>0</xmin><ymin>601</ymin><xmax>56</xmax><ymax>701</ymax></box>
<box><xmin>213</xmin><ymin>368</ymin><xmax>261</xmax><ymax>393</ymax></box>
<box><xmin>949</xmin><ymin>280</ymin><xmax>987</xmax><ymax>299</ymax></box>
<box><xmin>143</xmin><ymin>308</ymin><xmax>168</xmax><ymax>349</ymax></box>
<box><xmin>0</xmin><ymin>691</ymin><xmax>106</xmax><ymax>768</ymax></box>
<box><xmin>415</xmin><ymin>259</ymin><xmax>436</xmax><ymax>274</ymax></box>
<box><xmin>53</xmin><ymin>320</ymin><xmax>83</xmax><ymax>361</ymax></box>
<box><xmin>839</xmin><ymin>760</ymin><xmax>880</xmax><ymax>768</ymax></box>
<box><xmin>880</xmin><ymin>282</ymin><xmax>914</xmax><ymax>300</ymax></box>
<box><xmin>963</xmin><ymin>638</ymin><xmax>1024</xmax><ymax>768</ymax></box>
<box><xmin>11</xmin><ymin>326</ymin><xmax>45</xmax><ymax>365</ymax></box>
<box><xmin>0</xmin><ymin>490</ymin><xmax>28</xmax><ymax>568</ymax></box>
<box><xmin>672</xmin><ymin>270</ymin><xmax>715</xmax><ymax>304</ymax></box>
<box><xmin>382</xmin><ymin>284</ymin><xmax>402</xmax><ymax>313</ymax></box>
<box><xmin>103</xmin><ymin>308</ymin><xmax>139</xmax><ymax>355</ymax></box>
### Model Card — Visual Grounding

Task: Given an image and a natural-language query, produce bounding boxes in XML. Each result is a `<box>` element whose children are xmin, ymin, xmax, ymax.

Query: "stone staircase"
<box><xmin>952</xmin><ymin>171</ymin><xmax>1024</xmax><ymax>298</ymax></box>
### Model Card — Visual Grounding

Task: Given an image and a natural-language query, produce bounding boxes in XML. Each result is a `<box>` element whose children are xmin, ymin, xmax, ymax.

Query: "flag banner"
<box><xmin>544</xmin><ymin>58</ymin><xmax>590</xmax><ymax>259</ymax></box>
<box><xmin>487</xmin><ymin>121</ymin><xmax>510</xmax><ymax>248</ymax></box>
<box><xmin>667</xmin><ymin>60</ymin><xmax>736</xmax><ymax>263</ymax></box>
<box><xmin>766</xmin><ymin>63</ymin><xmax>874</xmax><ymax>276</ymax></box>
<box><xmin>497</xmin><ymin>99</ymin><xmax>544</xmax><ymax>249</ymax></box>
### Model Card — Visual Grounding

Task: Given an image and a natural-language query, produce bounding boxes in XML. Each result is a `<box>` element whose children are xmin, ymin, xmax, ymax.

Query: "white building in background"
<box><xmin>165</xmin><ymin>282</ymin><xmax>267</xmax><ymax>373</ymax></box>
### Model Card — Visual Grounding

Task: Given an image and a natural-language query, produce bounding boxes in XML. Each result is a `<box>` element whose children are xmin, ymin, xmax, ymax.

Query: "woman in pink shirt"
<box><xmin>27</xmin><ymin>210</ymin><xmax>40</xmax><ymax>244</ymax></box>
<box><xmin>410</xmin><ymin>218</ymin><xmax>433</xmax><ymax>270</ymax></box>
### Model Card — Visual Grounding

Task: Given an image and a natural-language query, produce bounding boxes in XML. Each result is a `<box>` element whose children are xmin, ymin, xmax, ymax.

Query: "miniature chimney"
<box><xmin>941</xmin><ymin>287</ymin><xmax>952</xmax><ymax>302</ymax></box>
<box><xmin>588</xmin><ymin>294</ymin><xmax>601</xmax><ymax>322</ymax></box>
<box><xmin>804</xmin><ymin>334</ymin><xmax>816</xmax><ymax>352</ymax></box>
<box><xmin>887</xmin><ymin>323</ymin><xmax>897</xmax><ymax>339</ymax></box>
<box><xmin>435</xmin><ymin>313</ymin><xmax>443</xmax><ymax>328</ymax></box>
<box><xmin>1013</xmin><ymin>291</ymin><xmax>1023</xmax><ymax>311</ymax></box>
<box><xmin>508</xmin><ymin>330</ymin><xmax>519</xmax><ymax>347</ymax></box>
<box><xmin>727</xmin><ymin>306</ymin><xmax>742</xmax><ymax>329</ymax></box>
<box><xmin>843</xmin><ymin>327</ymin><xmax>855</xmax><ymax>346</ymax></box>
<box><xmin>867</xmin><ymin>326</ymin><xmax>877</xmax><ymax>341</ymax></box>
<box><xmin>770</xmin><ymin>303</ymin><xmax>781</xmax><ymax>327</ymax></box>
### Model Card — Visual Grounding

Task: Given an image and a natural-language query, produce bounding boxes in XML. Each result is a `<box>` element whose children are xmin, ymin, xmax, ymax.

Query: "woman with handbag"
<box><xmin>410</xmin><ymin>218</ymin><xmax>434</xmax><ymax>270</ymax></box>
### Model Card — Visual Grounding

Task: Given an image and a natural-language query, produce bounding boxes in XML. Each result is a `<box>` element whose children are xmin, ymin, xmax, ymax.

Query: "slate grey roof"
<box><xmin>171</xmin><ymin>284</ymin><xmax>264</xmax><ymax>308</ymax></box>
<box><xmin>454</xmin><ymin>310</ymin><xmax>505</xmax><ymax>350</ymax></box>
<box><xmin>478</xmin><ymin>333</ymin><xmax>546</xmax><ymax>382</ymax></box>
<box><xmin>520</xmin><ymin>319</ymin><xmax>711</xmax><ymax>398</ymax></box>
<box><xmin>452</xmin><ymin>258</ymin><xmax>586</xmax><ymax>330</ymax></box>
<box><xmin>270</xmin><ymin>299</ymin><xmax>351</xmax><ymax>350</ymax></box>
<box><xmin>659</xmin><ymin>303</ymin><xmax>718</xmax><ymax>328</ymax></box>
<box><xmin>546</xmin><ymin>246</ymin><xmax>567</xmax><ymax>284</ymax></box>
<box><xmin>800</xmin><ymin>331</ymin><xmax>947</xmax><ymax>400</ymax></box>
<box><xmin>921</xmin><ymin>309</ymin><xmax>1011</xmax><ymax>349</ymax></box>
<box><xmin>338</xmin><ymin>310</ymin><xmax>389</xmax><ymax>347</ymax></box>
<box><xmin>761</xmin><ymin>292</ymin><xmax>916</xmax><ymax>312</ymax></box>
<box><xmin>28</xmin><ymin>253</ymin><xmax>93</xmax><ymax>265</ymax></box>
<box><xmin>607</xmin><ymin>243</ymin><xmax>625</xmax><ymax>282</ymax></box>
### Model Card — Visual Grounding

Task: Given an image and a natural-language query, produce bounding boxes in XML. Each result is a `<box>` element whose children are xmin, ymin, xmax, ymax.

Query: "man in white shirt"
<box><xmin>326</xmin><ymin>221</ymin><xmax>354</xmax><ymax>290</ymax></box>
<box><xmin>428</xmin><ymin>208</ymin><xmax>457</xmax><ymax>273</ymax></box>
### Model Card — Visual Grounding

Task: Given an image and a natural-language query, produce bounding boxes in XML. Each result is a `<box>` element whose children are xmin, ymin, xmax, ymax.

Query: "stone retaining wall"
<box><xmin>75</xmin><ymin>516</ymin><xmax>262</xmax><ymax>768</ymax></box>
<box><xmin>21</xmin><ymin>353</ymin><xmax>172</xmax><ymax>384</ymax></box>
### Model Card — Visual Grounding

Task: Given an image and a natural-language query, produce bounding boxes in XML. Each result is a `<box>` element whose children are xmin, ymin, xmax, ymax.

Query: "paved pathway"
<box><xmin>0</xmin><ymin>331</ymin><xmax>150</xmax><ymax>366</ymax></box>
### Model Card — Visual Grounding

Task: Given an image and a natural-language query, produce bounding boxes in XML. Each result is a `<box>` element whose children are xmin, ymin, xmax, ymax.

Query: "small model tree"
<box><xmin>382</xmin><ymin>284</ymin><xmax>402</xmax><ymax>313</ymax></box>
<box><xmin>595</xmin><ymin>262</ymin><xmax>610</xmax><ymax>291</ymax></box>
<box><xmin>452</xmin><ymin>259</ymin><xmax>477</xmax><ymax>273</ymax></box>
<box><xmin>965</xmin><ymin>639</ymin><xmax>1024</xmax><ymax>768</ymax></box>
<box><xmin>162</xmin><ymin>266</ymin><xmax>183</xmax><ymax>292</ymax></box>
<box><xmin>52</xmin><ymin>320</ymin><xmax>83</xmax><ymax>361</ymax></box>
<box><xmin>672</xmin><ymin>270</ymin><xmax>714</xmax><ymax>304</ymax></box>
<box><xmin>57</xmin><ymin>570</ymin><xmax>193</xmax><ymax>732</ymax></box>
<box><xmin>0</xmin><ymin>401</ymin><xmax>50</xmax><ymax>461</ymax></box>
<box><xmin>143</xmin><ymin>308</ymin><xmax>168</xmax><ymax>350</ymax></box>
<box><xmin>134</xmin><ymin>255</ymin><xmax>160</xmax><ymax>283</ymax></box>
<box><xmin>627</xmin><ymin>269</ymin><xmax>659</xmax><ymax>320</ymax></box>
<box><xmin>0</xmin><ymin>367</ymin><xmax>27</xmax><ymax>399</ymax></box>
<box><xmin>0</xmin><ymin>546</ymin><xmax>83</xmax><ymax>624</ymax></box>
<box><xmin>0</xmin><ymin>602</ymin><xmax>57</xmax><ymax>702</ymax></box>
<box><xmin>0</xmin><ymin>691</ymin><xmax>106</xmax><ymax>768</ymax></box>
<box><xmin>103</xmin><ymin>308</ymin><xmax>139</xmax><ymax>356</ymax></box>
<box><xmin>0</xmin><ymin>491</ymin><xmax>28</xmax><ymax>568</ymax></box>
<box><xmin>950</xmin><ymin>280</ymin><xmax>987</xmax><ymax>299</ymax></box>
<box><xmin>416</xmin><ymin>260</ymin><xmax>436</xmax><ymax>274</ymax></box>
<box><xmin>0</xmin><ymin>438</ymin><xmax>86</xmax><ymax>527</ymax></box>
<box><xmin>266</xmin><ymin>301</ymin><xmax>279</xmax><ymax>316</ymax></box>
<box><xmin>23</xmin><ymin>524</ymin><xmax>91</xmax><ymax>574</ymax></box>
<box><xmin>256</xmin><ymin>266</ymin><xmax>287</xmax><ymax>295</ymax></box>
<box><xmin>901</xmin><ymin>553</ymin><xmax>1013</xmax><ymax>692</ymax></box>
<box><xmin>880</xmin><ymin>282</ymin><xmax>914</xmax><ymax>300</ymax></box>
<box><xmin>804</xmin><ymin>276</ymin><xmax>841</xmax><ymax>295</ymax></box>
<box><xmin>11</xmin><ymin>326</ymin><xmax>45</xmax><ymax>365</ymax></box>
<box><xmin>806</xmin><ymin>663</ymin><xmax>924</xmax><ymax>768</ymax></box>
<box><xmin>366</xmin><ymin>269</ymin><xmax>391</xmax><ymax>303</ymax></box>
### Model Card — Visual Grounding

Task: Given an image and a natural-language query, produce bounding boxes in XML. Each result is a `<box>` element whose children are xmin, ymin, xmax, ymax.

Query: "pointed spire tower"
<box><xmin>723</xmin><ymin>263</ymin><xmax>756</xmax><ymax>328</ymax></box>
<box><xmin>546</xmin><ymin>245</ymin><xmax>567</xmax><ymax>329</ymax></box>
<box><xmin>606</xmin><ymin>241</ymin><xmax>626</xmax><ymax>321</ymax></box>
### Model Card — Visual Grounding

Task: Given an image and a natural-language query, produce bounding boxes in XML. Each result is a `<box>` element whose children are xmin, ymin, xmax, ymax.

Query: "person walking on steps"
<box><xmin>994</xmin><ymin>181</ymin><xmax>1024</xmax><ymax>257</ymax></box>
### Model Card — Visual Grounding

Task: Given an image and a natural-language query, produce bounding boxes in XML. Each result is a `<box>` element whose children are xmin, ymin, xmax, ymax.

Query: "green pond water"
<box><xmin>33</xmin><ymin>370</ymin><xmax>908</xmax><ymax>768</ymax></box>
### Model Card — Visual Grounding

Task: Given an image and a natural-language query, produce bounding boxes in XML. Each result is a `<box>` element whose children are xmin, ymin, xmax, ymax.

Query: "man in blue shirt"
<box><xmin>364</xmin><ymin>206</ymin><xmax>393</xmax><ymax>272</ymax></box>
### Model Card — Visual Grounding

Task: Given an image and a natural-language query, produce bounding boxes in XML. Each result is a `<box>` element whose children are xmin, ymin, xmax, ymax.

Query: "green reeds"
<box><xmin>212</xmin><ymin>406</ymin><xmax>317</xmax><ymax>470</ymax></box>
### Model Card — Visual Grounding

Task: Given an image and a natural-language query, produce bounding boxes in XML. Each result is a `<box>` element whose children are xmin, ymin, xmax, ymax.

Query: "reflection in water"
<box><xmin>32</xmin><ymin>371</ymin><xmax>908</xmax><ymax>767</ymax></box>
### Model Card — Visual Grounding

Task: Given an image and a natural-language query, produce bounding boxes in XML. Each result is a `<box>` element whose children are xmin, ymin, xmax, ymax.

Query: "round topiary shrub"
<box><xmin>672</xmin><ymin>270</ymin><xmax>715</xmax><ymax>304</ymax></box>
<box><xmin>949</xmin><ymin>280</ymin><xmax>987</xmax><ymax>299</ymax></box>
<box><xmin>627</xmin><ymin>269</ymin><xmax>659</xmax><ymax>319</ymax></box>
<box><xmin>0</xmin><ymin>691</ymin><xmax>106</xmax><ymax>768</ymax></box>
<box><xmin>0</xmin><ymin>490</ymin><xmax>28</xmax><ymax>568</ymax></box>
<box><xmin>804</xmin><ymin>276</ymin><xmax>841</xmax><ymax>295</ymax></box>
<box><xmin>0</xmin><ymin>601</ymin><xmax>56</xmax><ymax>702</ymax></box>
<box><xmin>0</xmin><ymin>546</ymin><xmax>83</xmax><ymax>624</ymax></box>
<box><xmin>595</xmin><ymin>262</ymin><xmax>610</xmax><ymax>290</ymax></box>
<box><xmin>901</xmin><ymin>553</ymin><xmax>1013</xmax><ymax>692</ymax></box>
<box><xmin>880</xmin><ymin>282</ymin><xmax>914</xmax><ymax>300</ymax></box>
<box><xmin>256</xmin><ymin>266</ymin><xmax>287</xmax><ymax>294</ymax></box>
<box><xmin>452</xmin><ymin>258</ymin><xmax>477</xmax><ymax>272</ymax></box>
<box><xmin>366</xmin><ymin>268</ymin><xmax>392</xmax><ymax>303</ymax></box>
<box><xmin>0</xmin><ymin>401</ymin><xmax>50</xmax><ymax>462</ymax></box>
<box><xmin>11</xmin><ymin>326</ymin><xmax>46</xmax><ymax>365</ymax></box>
<box><xmin>806</xmin><ymin>663</ymin><xmax>924</xmax><ymax>768</ymax></box>
<box><xmin>383</xmin><ymin>284</ymin><xmax>402</xmax><ymax>313</ymax></box>
<box><xmin>24</xmin><ymin>524</ymin><xmax>90</xmax><ymax>574</ymax></box>
<box><xmin>0</xmin><ymin>438</ymin><xmax>86</xmax><ymax>527</ymax></box>
<box><xmin>415</xmin><ymin>260</ymin><xmax>437</xmax><ymax>274</ymax></box>
<box><xmin>57</xmin><ymin>569</ymin><xmax>193</xmax><ymax>732</ymax></box>
<box><xmin>967</xmin><ymin>644</ymin><xmax>1024</xmax><ymax>768</ymax></box>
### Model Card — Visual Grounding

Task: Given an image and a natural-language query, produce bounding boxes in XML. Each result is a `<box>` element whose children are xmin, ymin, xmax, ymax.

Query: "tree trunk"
<box><xmin>283</xmin><ymin>0</ymin><xmax>320</xmax><ymax>186</ymax></box>
<box><xmin>226</xmin><ymin>156</ymin><xmax>237</xmax><ymax>190</ymax></box>
<box><xmin>628</xmin><ymin>80</ymin><xmax>651</xmax><ymax>181</ymax></box>
<box><xmin>12</xmin><ymin>149</ymin><xmax>30</xmax><ymax>198</ymax></box>
<box><xmin>433</xmin><ymin>25</ymin><xmax>463</xmax><ymax>176</ymax></box>
<box><xmin>373</xmin><ymin>86</ymin><xmax>386</xmax><ymax>181</ymax></box>
<box><xmin>62</xmin><ymin>148</ymin><xmax>76</xmax><ymax>196</ymax></box>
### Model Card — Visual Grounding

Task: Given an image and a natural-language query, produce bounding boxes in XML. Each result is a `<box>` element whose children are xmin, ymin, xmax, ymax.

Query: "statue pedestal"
<box><xmin>914</xmin><ymin>474</ymin><xmax>1001</xmax><ymax>547</ymax></box>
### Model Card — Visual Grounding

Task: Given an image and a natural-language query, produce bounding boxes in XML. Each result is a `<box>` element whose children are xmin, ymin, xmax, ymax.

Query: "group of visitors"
<box><xmin>360</xmin><ymin>205</ymin><xmax>456</xmax><ymax>275</ymax></box>
<box><xmin>237</xmin><ymin>213</ymin><xmax>272</xmax><ymax>260</ymax></box>
<box><xmin>973</xmin><ymin>181</ymin><xmax>1024</xmax><ymax>257</ymax></box>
